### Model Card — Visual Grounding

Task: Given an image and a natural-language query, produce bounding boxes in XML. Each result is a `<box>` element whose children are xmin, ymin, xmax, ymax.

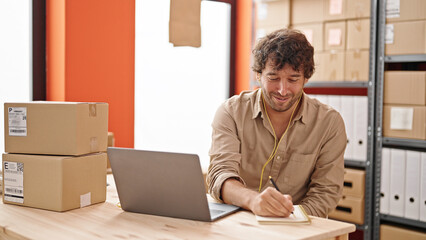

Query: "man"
<box><xmin>207</xmin><ymin>28</ymin><xmax>346</xmax><ymax>218</ymax></box>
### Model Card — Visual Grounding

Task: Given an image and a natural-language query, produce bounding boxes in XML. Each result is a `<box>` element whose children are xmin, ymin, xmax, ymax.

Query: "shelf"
<box><xmin>382</xmin><ymin>137</ymin><xmax>426</xmax><ymax>150</ymax></box>
<box><xmin>381</xmin><ymin>214</ymin><xmax>426</xmax><ymax>230</ymax></box>
<box><xmin>305</xmin><ymin>81</ymin><xmax>369</xmax><ymax>88</ymax></box>
<box><xmin>384</xmin><ymin>54</ymin><xmax>426</xmax><ymax>63</ymax></box>
<box><xmin>344</xmin><ymin>159</ymin><xmax>367</xmax><ymax>168</ymax></box>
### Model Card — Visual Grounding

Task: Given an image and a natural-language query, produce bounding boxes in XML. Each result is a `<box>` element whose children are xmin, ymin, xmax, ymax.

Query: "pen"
<box><xmin>269</xmin><ymin>176</ymin><xmax>294</xmax><ymax>216</ymax></box>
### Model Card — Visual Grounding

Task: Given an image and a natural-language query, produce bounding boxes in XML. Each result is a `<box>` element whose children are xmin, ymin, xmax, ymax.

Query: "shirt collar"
<box><xmin>252</xmin><ymin>89</ymin><xmax>308</xmax><ymax>125</ymax></box>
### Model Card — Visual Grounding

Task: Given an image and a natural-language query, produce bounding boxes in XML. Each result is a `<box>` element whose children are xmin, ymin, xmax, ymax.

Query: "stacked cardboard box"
<box><xmin>385</xmin><ymin>0</ymin><xmax>426</xmax><ymax>55</ymax></box>
<box><xmin>381</xmin><ymin>224</ymin><xmax>426</xmax><ymax>240</ymax></box>
<box><xmin>329</xmin><ymin>168</ymin><xmax>365</xmax><ymax>225</ymax></box>
<box><xmin>106</xmin><ymin>131</ymin><xmax>115</xmax><ymax>171</ymax></box>
<box><xmin>2</xmin><ymin>102</ymin><xmax>109</xmax><ymax>211</ymax></box>
<box><xmin>383</xmin><ymin>71</ymin><xmax>426</xmax><ymax>140</ymax></box>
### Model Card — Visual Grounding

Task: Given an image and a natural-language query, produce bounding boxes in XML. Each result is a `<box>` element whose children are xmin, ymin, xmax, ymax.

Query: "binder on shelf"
<box><xmin>352</xmin><ymin>96</ymin><xmax>368</xmax><ymax>161</ymax></box>
<box><xmin>421</xmin><ymin>152</ymin><xmax>426</xmax><ymax>222</ymax></box>
<box><xmin>404</xmin><ymin>150</ymin><xmax>421</xmax><ymax>220</ymax></box>
<box><xmin>340</xmin><ymin>96</ymin><xmax>355</xmax><ymax>160</ymax></box>
<box><xmin>389</xmin><ymin>149</ymin><xmax>406</xmax><ymax>217</ymax></box>
<box><xmin>380</xmin><ymin>148</ymin><xmax>391</xmax><ymax>214</ymax></box>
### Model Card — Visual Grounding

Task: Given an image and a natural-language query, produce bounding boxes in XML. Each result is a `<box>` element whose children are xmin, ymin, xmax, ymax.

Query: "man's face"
<box><xmin>258</xmin><ymin>60</ymin><xmax>308</xmax><ymax>113</ymax></box>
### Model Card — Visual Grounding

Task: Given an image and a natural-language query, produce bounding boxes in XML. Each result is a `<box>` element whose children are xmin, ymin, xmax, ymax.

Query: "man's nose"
<box><xmin>278</xmin><ymin>80</ymin><xmax>288</xmax><ymax>96</ymax></box>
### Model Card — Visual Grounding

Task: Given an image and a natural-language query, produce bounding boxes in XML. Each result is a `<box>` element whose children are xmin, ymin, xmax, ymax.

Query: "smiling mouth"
<box><xmin>273</xmin><ymin>95</ymin><xmax>290</xmax><ymax>103</ymax></box>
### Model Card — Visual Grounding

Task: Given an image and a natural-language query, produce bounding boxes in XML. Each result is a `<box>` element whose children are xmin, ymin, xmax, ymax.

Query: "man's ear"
<box><xmin>256</xmin><ymin>73</ymin><xmax>261</xmax><ymax>81</ymax></box>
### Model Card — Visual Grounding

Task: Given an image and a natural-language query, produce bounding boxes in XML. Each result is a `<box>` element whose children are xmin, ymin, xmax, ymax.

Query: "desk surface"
<box><xmin>0</xmin><ymin>175</ymin><xmax>355</xmax><ymax>240</ymax></box>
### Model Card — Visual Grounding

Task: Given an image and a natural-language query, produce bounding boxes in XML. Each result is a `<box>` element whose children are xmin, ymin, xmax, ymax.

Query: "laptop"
<box><xmin>107</xmin><ymin>147</ymin><xmax>240</xmax><ymax>222</ymax></box>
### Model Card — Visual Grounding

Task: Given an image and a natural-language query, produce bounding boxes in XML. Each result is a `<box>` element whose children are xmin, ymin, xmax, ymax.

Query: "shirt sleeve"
<box><xmin>299</xmin><ymin>111</ymin><xmax>346</xmax><ymax>217</ymax></box>
<box><xmin>207</xmin><ymin>102</ymin><xmax>246</xmax><ymax>201</ymax></box>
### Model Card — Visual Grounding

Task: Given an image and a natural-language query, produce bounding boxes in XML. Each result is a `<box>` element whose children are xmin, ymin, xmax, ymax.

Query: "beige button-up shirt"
<box><xmin>207</xmin><ymin>89</ymin><xmax>346</xmax><ymax>217</ymax></box>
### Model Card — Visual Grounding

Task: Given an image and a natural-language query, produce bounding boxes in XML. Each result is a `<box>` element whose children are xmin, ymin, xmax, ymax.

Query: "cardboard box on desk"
<box><xmin>384</xmin><ymin>71</ymin><xmax>426</xmax><ymax>106</ymax></box>
<box><xmin>4</xmin><ymin>102</ymin><xmax>108</xmax><ymax>156</ymax></box>
<box><xmin>2</xmin><ymin>153</ymin><xmax>107</xmax><ymax>212</ymax></box>
<box><xmin>383</xmin><ymin>105</ymin><xmax>426</xmax><ymax>140</ymax></box>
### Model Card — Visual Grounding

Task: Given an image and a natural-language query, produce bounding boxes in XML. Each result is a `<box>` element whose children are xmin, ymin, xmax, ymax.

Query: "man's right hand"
<box><xmin>249</xmin><ymin>187</ymin><xmax>294</xmax><ymax>217</ymax></box>
<box><xmin>221</xmin><ymin>178</ymin><xmax>294</xmax><ymax>217</ymax></box>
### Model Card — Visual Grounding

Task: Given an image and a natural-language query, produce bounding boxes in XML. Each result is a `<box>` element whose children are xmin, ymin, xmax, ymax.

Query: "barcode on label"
<box><xmin>5</xmin><ymin>188</ymin><xmax>23</xmax><ymax>194</ymax></box>
<box><xmin>17</xmin><ymin>163</ymin><xmax>24</xmax><ymax>172</ymax></box>
<box><xmin>10</xmin><ymin>129</ymin><xmax>26</xmax><ymax>133</ymax></box>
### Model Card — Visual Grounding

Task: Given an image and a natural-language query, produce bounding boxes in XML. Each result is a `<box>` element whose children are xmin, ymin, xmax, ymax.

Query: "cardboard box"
<box><xmin>383</xmin><ymin>105</ymin><xmax>426</xmax><ymax>140</ymax></box>
<box><xmin>345</xmin><ymin>50</ymin><xmax>369</xmax><ymax>81</ymax></box>
<box><xmin>255</xmin><ymin>25</ymin><xmax>284</xmax><ymax>39</ymax></box>
<box><xmin>2</xmin><ymin>153</ymin><xmax>107</xmax><ymax>212</ymax></box>
<box><xmin>381</xmin><ymin>224</ymin><xmax>426</xmax><ymax>240</ymax></box>
<box><xmin>328</xmin><ymin>195</ymin><xmax>364</xmax><ymax>225</ymax></box>
<box><xmin>324</xmin><ymin>21</ymin><xmax>346</xmax><ymax>51</ymax></box>
<box><xmin>319</xmin><ymin>51</ymin><xmax>345</xmax><ymax>81</ymax></box>
<box><xmin>347</xmin><ymin>0</ymin><xmax>370</xmax><ymax>19</ymax></box>
<box><xmin>4</xmin><ymin>102</ymin><xmax>108</xmax><ymax>156</ymax></box>
<box><xmin>347</xmin><ymin>18</ymin><xmax>370</xmax><ymax>50</ymax></box>
<box><xmin>256</xmin><ymin>0</ymin><xmax>290</xmax><ymax>29</ymax></box>
<box><xmin>385</xmin><ymin>20</ymin><xmax>426</xmax><ymax>55</ymax></box>
<box><xmin>291</xmin><ymin>23</ymin><xmax>324</xmax><ymax>52</ymax></box>
<box><xmin>386</xmin><ymin>0</ymin><xmax>426</xmax><ymax>22</ymax></box>
<box><xmin>343</xmin><ymin>168</ymin><xmax>365</xmax><ymax>197</ymax></box>
<box><xmin>324</xmin><ymin>0</ymin><xmax>347</xmax><ymax>21</ymax></box>
<box><xmin>291</xmin><ymin>0</ymin><xmax>324</xmax><ymax>24</ymax></box>
<box><xmin>384</xmin><ymin>71</ymin><xmax>426</xmax><ymax>106</ymax></box>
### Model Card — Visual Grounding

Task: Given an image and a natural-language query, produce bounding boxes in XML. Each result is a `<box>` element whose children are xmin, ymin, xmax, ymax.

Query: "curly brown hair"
<box><xmin>252</xmin><ymin>28</ymin><xmax>315</xmax><ymax>79</ymax></box>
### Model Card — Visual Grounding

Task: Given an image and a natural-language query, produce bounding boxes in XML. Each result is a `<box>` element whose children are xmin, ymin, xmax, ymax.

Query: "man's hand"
<box><xmin>221</xmin><ymin>179</ymin><xmax>294</xmax><ymax>217</ymax></box>
<box><xmin>249</xmin><ymin>187</ymin><xmax>294</xmax><ymax>217</ymax></box>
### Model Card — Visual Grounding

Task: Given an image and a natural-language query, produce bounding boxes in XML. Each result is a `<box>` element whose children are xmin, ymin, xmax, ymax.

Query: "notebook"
<box><xmin>255</xmin><ymin>205</ymin><xmax>311</xmax><ymax>224</ymax></box>
<box><xmin>107</xmin><ymin>147</ymin><xmax>239</xmax><ymax>222</ymax></box>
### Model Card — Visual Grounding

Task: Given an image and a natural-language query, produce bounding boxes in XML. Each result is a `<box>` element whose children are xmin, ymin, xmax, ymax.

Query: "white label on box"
<box><xmin>80</xmin><ymin>192</ymin><xmax>91</xmax><ymax>208</ymax></box>
<box><xmin>386</xmin><ymin>0</ymin><xmax>400</xmax><ymax>18</ymax></box>
<box><xmin>328</xmin><ymin>28</ymin><xmax>342</xmax><ymax>46</ymax></box>
<box><xmin>3</xmin><ymin>161</ymin><xmax>24</xmax><ymax>203</ymax></box>
<box><xmin>8</xmin><ymin>107</ymin><xmax>27</xmax><ymax>136</ymax></box>
<box><xmin>257</xmin><ymin>3</ymin><xmax>268</xmax><ymax>20</ymax></box>
<box><xmin>329</xmin><ymin>0</ymin><xmax>343</xmax><ymax>15</ymax></box>
<box><xmin>301</xmin><ymin>29</ymin><xmax>314</xmax><ymax>45</ymax></box>
<box><xmin>390</xmin><ymin>107</ymin><xmax>414</xmax><ymax>130</ymax></box>
<box><xmin>385</xmin><ymin>24</ymin><xmax>394</xmax><ymax>44</ymax></box>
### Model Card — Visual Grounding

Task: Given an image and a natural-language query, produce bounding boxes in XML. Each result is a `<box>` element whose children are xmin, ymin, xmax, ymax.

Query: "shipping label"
<box><xmin>3</xmin><ymin>161</ymin><xmax>24</xmax><ymax>203</ymax></box>
<box><xmin>8</xmin><ymin>107</ymin><xmax>27</xmax><ymax>136</ymax></box>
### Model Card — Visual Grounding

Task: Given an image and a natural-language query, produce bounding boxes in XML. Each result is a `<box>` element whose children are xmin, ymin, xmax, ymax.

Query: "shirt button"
<box><xmin>277</xmin><ymin>156</ymin><xmax>281</xmax><ymax>159</ymax></box>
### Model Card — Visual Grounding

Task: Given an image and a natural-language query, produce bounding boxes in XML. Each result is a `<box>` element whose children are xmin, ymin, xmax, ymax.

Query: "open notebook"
<box><xmin>255</xmin><ymin>205</ymin><xmax>311</xmax><ymax>224</ymax></box>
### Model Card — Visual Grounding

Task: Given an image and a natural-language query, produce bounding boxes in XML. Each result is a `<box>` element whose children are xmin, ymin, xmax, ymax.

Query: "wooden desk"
<box><xmin>0</xmin><ymin>175</ymin><xmax>355</xmax><ymax>240</ymax></box>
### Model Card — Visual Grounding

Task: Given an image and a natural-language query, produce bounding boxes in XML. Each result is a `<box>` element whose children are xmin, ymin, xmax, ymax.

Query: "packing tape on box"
<box><xmin>89</xmin><ymin>104</ymin><xmax>97</xmax><ymax>117</ymax></box>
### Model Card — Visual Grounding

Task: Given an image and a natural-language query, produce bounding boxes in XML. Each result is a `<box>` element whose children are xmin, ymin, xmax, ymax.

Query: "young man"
<box><xmin>207</xmin><ymin>29</ymin><xmax>347</xmax><ymax>218</ymax></box>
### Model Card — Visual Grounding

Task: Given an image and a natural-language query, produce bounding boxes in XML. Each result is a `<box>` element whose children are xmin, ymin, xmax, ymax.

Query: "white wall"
<box><xmin>0</xmin><ymin>0</ymin><xmax>32</xmax><ymax>169</ymax></box>
<box><xmin>134</xmin><ymin>0</ymin><xmax>230</xmax><ymax>169</ymax></box>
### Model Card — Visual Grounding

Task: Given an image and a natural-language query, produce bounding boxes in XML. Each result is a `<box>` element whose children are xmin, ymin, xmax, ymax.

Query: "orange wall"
<box><xmin>235</xmin><ymin>0</ymin><xmax>252</xmax><ymax>94</ymax></box>
<box><xmin>46</xmin><ymin>0</ymin><xmax>135</xmax><ymax>148</ymax></box>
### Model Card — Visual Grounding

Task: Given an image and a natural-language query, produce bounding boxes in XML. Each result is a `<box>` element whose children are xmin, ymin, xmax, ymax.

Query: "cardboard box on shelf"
<box><xmin>384</xmin><ymin>71</ymin><xmax>426</xmax><ymax>106</ymax></box>
<box><xmin>386</xmin><ymin>0</ymin><xmax>426</xmax><ymax>23</ymax></box>
<box><xmin>347</xmin><ymin>18</ymin><xmax>370</xmax><ymax>50</ymax></box>
<box><xmin>324</xmin><ymin>0</ymin><xmax>347</xmax><ymax>21</ymax></box>
<box><xmin>2</xmin><ymin>153</ymin><xmax>107</xmax><ymax>212</ymax></box>
<box><xmin>347</xmin><ymin>0</ymin><xmax>370</xmax><ymax>19</ymax></box>
<box><xmin>255</xmin><ymin>25</ymin><xmax>284</xmax><ymax>39</ymax></box>
<box><xmin>380</xmin><ymin>224</ymin><xmax>426</xmax><ymax>240</ymax></box>
<box><xmin>343</xmin><ymin>168</ymin><xmax>365</xmax><ymax>197</ymax></box>
<box><xmin>320</xmin><ymin>51</ymin><xmax>345</xmax><ymax>81</ymax></box>
<box><xmin>385</xmin><ymin>20</ymin><xmax>426</xmax><ymax>55</ymax></box>
<box><xmin>324</xmin><ymin>21</ymin><xmax>346</xmax><ymax>51</ymax></box>
<box><xmin>4</xmin><ymin>102</ymin><xmax>108</xmax><ymax>156</ymax></box>
<box><xmin>309</xmin><ymin>52</ymin><xmax>326</xmax><ymax>82</ymax></box>
<box><xmin>328</xmin><ymin>195</ymin><xmax>364</xmax><ymax>225</ymax></box>
<box><xmin>291</xmin><ymin>23</ymin><xmax>324</xmax><ymax>52</ymax></box>
<box><xmin>344</xmin><ymin>50</ymin><xmax>369</xmax><ymax>82</ymax></box>
<box><xmin>291</xmin><ymin>0</ymin><xmax>324</xmax><ymax>25</ymax></box>
<box><xmin>383</xmin><ymin>105</ymin><xmax>426</xmax><ymax>140</ymax></box>
<box><xmin>256</xmin><ymin>0</ymin><xmax>290</xmax><ymax>29</ymax></box>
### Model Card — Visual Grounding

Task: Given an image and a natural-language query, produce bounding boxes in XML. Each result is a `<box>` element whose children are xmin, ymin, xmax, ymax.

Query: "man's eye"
<box><xmin>289</xmin><ymin>79</ymin><xmax>299</xmax><ymax>82</ymax></box>
<box><xmin>267</xmin><ymin>77</ymin><xmax>279</xmax><ymax>81</ymax></box>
